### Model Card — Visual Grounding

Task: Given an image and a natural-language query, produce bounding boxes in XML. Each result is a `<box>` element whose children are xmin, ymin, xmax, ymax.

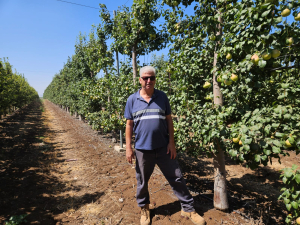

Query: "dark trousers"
<box><xmin>135</xmin><ymin>146</ymin><xmax>194</xmax><ymax>212</ymax></box>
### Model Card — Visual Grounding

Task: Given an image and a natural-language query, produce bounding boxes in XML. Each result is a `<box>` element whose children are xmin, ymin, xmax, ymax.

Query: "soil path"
<box><xmin>1</xmin><ymin>100</ymin><xmax>299</xmax><ymax>225</ymax></box>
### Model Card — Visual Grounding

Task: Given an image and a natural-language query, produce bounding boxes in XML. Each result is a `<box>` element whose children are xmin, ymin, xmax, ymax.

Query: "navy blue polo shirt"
<box><xmin>124</xmin><ymin>89</ymin><xmax>171</xmax><ymax>150</ymax></box>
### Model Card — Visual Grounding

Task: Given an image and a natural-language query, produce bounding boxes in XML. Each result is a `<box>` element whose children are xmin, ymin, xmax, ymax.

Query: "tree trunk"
<box><xmin>213</xmin><ymin>141</ymin><xmax>229</xmax><ymax>210</ymax></box>
<box><xmin>132</xmin><ymin>44</ymin><xmax>137</xmax><ymax>86</ymax></box>
<box><xmin>212</xmin><ymin>0</ymin><xmax>229</xmax><ymax>211</ymax></box>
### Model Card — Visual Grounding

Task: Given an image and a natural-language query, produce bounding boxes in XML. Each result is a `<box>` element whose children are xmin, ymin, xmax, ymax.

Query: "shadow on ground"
<box><xmin>0</xmin><ymin>100</ymin><xmax>103</xmax><ymax>224</ymax></box>
<box><xmin>177</xmin><ymin>152</ymin><xmax>286</xmax><ymax>224</ymax></box>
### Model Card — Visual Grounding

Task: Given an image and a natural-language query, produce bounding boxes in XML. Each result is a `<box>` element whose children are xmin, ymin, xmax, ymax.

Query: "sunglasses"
<box><xmin>141</xmin><ymin>76</ymin><xmax>156</xmax><ymax>81</ymax></box>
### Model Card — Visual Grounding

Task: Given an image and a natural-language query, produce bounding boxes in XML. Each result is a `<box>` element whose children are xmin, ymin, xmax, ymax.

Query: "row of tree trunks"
<box><xmin>58</xmin><ymin>104</ymin><xmax>83</xmax><ymax>121</ymax></box>
<box><xmin>0</xmin><ymin>106</ymin><xmax>19</xmax><ymax>119</ymax></box>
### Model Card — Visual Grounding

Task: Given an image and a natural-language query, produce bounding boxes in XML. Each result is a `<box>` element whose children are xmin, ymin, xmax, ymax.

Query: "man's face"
<box><xmin>139</xmin><ymin>71</ymin><xmax>156</xmax><ymax>90</ymax></box>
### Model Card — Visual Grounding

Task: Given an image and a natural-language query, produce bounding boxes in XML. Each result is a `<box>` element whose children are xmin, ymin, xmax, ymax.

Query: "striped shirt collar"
<box><xmin>136</xmin><ymin>88</ymin><xmax>158</xmax><ymax>101</ymax></box>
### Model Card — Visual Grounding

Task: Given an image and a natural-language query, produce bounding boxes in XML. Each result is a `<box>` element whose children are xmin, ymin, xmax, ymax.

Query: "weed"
<box><xmin>5</xmin><ymin>214</ymin><xmax>28</xmax><ymax>225</ymax></box>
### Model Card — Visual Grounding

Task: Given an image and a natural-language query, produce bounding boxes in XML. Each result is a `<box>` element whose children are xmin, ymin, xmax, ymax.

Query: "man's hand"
<box><xmin>167</xmin><ymin>142</ymin><xmax>177</xmax><ymax>159</ymax></box>
<box><xmin>126</xmin><ymin>147</ymin><xmax>135</xmax><ymax>164</ymax></box>
<box><xmin>165</xmin><ymin>114</ymin><xmax>176</xmax><ymax>159</ymax></box>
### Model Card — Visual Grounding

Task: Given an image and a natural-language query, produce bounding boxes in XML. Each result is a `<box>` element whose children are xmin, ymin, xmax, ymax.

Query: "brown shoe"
<box><xmin>181</xmin><ymin>210</ymin><xmax>206</xmax><ymax>225</ymax></box>
<box><xmin>140</xmin><ymin>204</ymin><xmax>150</xmax><ymax>225</ymax></box>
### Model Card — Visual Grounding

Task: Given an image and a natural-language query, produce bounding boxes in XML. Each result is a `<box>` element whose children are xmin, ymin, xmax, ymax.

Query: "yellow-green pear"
<box><xmin>286</xmin><ymin>37</ymin><xmax>294</xmax><ymax>46</ymax></box>
<box><xmin>251</xmin><ymin>54</ymin><xmax>259</xmax><ymax>65</ymax></box>
<box><xmin>281</xmin><ymin>8</ymin><xmax>291</xmax><ymax>17</ymax></box>
<box><xmin>262</xmin><ymin>52</ymin><xmax>272</xmax><ymax>60</ymax></box>
<box><xmin>203</xmin><ymin>81</ymin><xmax>211</xmax><ymax>89</ymax></box>
<box><xmin>226</xmin><ymin>53</ymin><xmax>232</xmax><ymax>60</ymax></box>
<box><xmin>224</xmin><ymin>79</ymin><xmax>232</xmax><ymax>85</ymax></box>
<box><xmin>233</xmin><ymin>137</ymin><xmax>240</xmax><ymax>143</ymax></box>
<box><xmin>286</xmin><ymin>139</ymin><xmax>292</xmax><ymax>147</ymax></box>
<box><xmin>271</xmin><ymin>49</ymin><xmax>281</xmax><ymax>58</ymax></box>
<box><xmin>230</xmin><ymin>74</ymin><xmax>238</xmax><ymax>82</ymax></box>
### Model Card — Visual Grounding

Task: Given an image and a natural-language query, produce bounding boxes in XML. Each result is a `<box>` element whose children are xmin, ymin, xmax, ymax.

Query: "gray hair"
<box><xmin>140</xmin><ymin>66</ymin><xmax>156</xmax><ymax>77</ymax></box>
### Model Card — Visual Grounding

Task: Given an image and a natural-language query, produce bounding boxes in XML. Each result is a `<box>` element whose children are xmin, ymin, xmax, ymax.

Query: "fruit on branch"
<box><xmin>286</xmin><ymin>37</ymin><xmax>294</xmax><ymax>46</ymax></box>
<box><xmin>203</xmin><ymin>81</ymin><xmax>212</xmax><ymax>89</ymax></box>
<box><xmin>150</xmin><ymin>34</ymin><xmax>156</xmax><ymax>40</ymax></box>
<box><xmin>217</xmin><ymin>76</ymin><xmax>222</xmax><ymax>82</ymax></box>
<box><xmin>224</xmin><ymin>79</ymin><xmax>232</xmax><ymax>85</ymax></box>
<box><xmin>210</xmin><ymin>35</ymin><xmax>216</xmax><ymax>41</ymax></box>
<box><xmin>226</xmin><ymin>53</ymin><xmax>232</xmax><ymax>60</ymax></box>
<box><xmin>205</xmin><ymin>94</ymin><xmax>212</xmax><ymax>100</ymax></box>
<box><xmin>262</xmin><ymin>51</ymin><xmax>272</xmax><ymax>60</ymax></box>
<box><xmin>233</xmin><ymin>136</ymin><xmax>240</xmax><ymax>143</ymax></box>
<box><xmin>251</xmin><ymin>54</ymin><xmax>259</xmax><ymax>65</ymax></box>
<box><xmin>173</xmin><ymin>0</ymin><xmax>179</xmax><ymax>6</ymax></box>
<box><xmin>286</xmin><ymin>139</ymin><xmax>292</xmax><ymax>147</ymax></box>
<box><xmin>239</xmin><ymin>140</ymin><xmax>243</xmax><ymax>145</ymax></box>
<box><xmin>230</xmin><ymin>74</ymin><xmax>238</xmax><ymax>82</ymax></box>
<box><xmin>271</xmin><ymin>49</ymin><xmax>281</xmax><ymax>58</ymax></box>
<box><xmin>281</xmin><ymin>8</ymin><xmax>291</xmax><ymax>17</ymax></box>
<box><xmin>295</xmin><ymin>13</ymin><xmax>300</xmax><ymax>21</ymax></box>
<box><xmin>296</xmin><ymin>217</ymin><xmax>300</xmax><ymax>224</ymax></box>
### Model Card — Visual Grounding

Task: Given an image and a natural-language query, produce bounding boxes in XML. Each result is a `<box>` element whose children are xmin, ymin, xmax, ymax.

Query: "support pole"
<box><xmin>114</xmin><ymin>10</ymin><xmax>123</xmax><ymax>148</ymax></box>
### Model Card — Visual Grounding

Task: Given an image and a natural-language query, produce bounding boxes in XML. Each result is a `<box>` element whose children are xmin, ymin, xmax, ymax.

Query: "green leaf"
<box><xmin>274</xmin><ymin>17</ymin><xmax>282</xmax><ymax>23</ymax></box>
<box><xmin>284</xmin><ymin>168</ymin><xmax>293</xmax><ymax>178</ymax></box>
<box><xmin>272</xmin><ymin>140</ymin><xmax>282</xmax><ymax>147</ymax></box>
<box><xmin>229</xmin><ymin>149</ymin><xmax>237</xmax><ymax>157</ymax></box>
<box><xmin>284</xmin><ymin>198</ymin><xmax>290</xmax><ymax>204</ymax></box>
<box><xmin>283</xmin><ymin>176</ymin><xmax>287</xmax><ymax>184</ymax></box>
<box><xmin>243</xmin><ymin>138</ymin><xmax>252</xmax><ymax>145</ymax></box>
<box><xmin>258</xmin><ymin>60</ymin><xmax>267</xmax><ymax>68</ymax></box>
<box><xmin>283</xmin><ymin>203</ymin><xmax>292</xmax><ymax>213</ymax></box>
<box><xmin>261</xmin><ymin>155</ymin><xmax>267</xmax><ymax>161</ymax></box>
<box><xmin>292</xmin><ymin>164</ymin><xmax>298</xmax><ymax>170</ymax></box>
<box><xmin>264</xmin><ymin>124</ymin><xmax>271</xmax><ymax>135</ymax></box>
<box><xmin>292</xmin><ymin>201</ymin><xmax>299</xmax><ymax>209</ymax></box>
<box><xmin>295</xmin><ymin>174</ymin><xmax>300</xmax><ymax>184</ymax></box>
<box><xmin>272</xmin><ymin>146</ymin><xmax>281</xmax><ymax>154</ymax></box>
<box><xmin>275</xmin><ymin>132</ymin><xmax>284</xmax><ymax>137</ymax></box>
<box><xmin>292</xmin><ymin>193</ymin><xmax>299</xmax><ymax>199</ymax></box>
<box><xmin>239</xmin><ymin>154</ymin><xmax>244</xmax><ymax>161</ymax></box>
<box><xmin>263</xmin><ymin>149</ymin><xmax>271</xmax><ymax>155</ymax></box>
<box><xmin>262</xmin><ymin>9</ymin><xmax>271</xmax><ymax>17</ymax></box>
<box><xmin>254</xmin><ymin>154</ymin><xmax>261</xmax><ymax>162</ymax></box>
<box><xmin>243</xmin><ymin>144</ymin><xmax>250</xmax><ymax>151</ymax></box>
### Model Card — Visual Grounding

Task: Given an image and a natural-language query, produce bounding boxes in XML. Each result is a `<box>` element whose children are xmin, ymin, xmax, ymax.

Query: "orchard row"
<box><xmin>0</xmin><ymin>58</ymin><xmax>39</xmax><ymax>117</ymax></box>
<box><xmin>44</xmin><ymin>0</ymin><xmax>300</xmax><ymax>223</ymax></box>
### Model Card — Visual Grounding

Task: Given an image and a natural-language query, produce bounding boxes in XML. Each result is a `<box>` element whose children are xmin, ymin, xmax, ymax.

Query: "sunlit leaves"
<box><xmin>0</xmin><ymin>59</ymin><xmax>38</xmax><ymax>113</ymax></box>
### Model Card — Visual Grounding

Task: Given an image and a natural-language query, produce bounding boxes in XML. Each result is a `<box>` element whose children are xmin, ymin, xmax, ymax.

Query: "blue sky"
<box><xmin>0</xmin><ymin>0</ymin><xmax>169</xmax><ymax>97</ymax></box>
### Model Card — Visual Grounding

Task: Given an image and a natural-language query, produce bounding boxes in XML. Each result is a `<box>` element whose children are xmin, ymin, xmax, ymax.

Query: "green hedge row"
<box><xmin>0</xmin><ymin>58</ymin><xmax>39</xmax><ymax>116</ymax></box>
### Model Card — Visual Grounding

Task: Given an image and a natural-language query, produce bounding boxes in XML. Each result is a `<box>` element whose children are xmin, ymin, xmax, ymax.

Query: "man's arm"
<box><xmin>166</xmin><ymin>114</ymin><xmax>176</xmax><ymax>159</ymax></box>
<box><xmin>125</xmin><ymin>119</ymin><xmax>135</xmax><ymax>164</ymax></box>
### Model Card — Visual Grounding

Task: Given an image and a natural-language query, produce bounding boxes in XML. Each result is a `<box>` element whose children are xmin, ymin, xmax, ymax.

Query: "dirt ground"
<box><xmin>0</xmin><ymin>99</ymin><xmax>299</xmax><ymax>225</ymax></box>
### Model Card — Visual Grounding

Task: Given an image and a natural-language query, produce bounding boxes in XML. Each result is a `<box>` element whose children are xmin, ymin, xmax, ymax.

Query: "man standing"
<box><xmin>124</xmin><ymin>66</ymin><xmax>206</xmax><ymax>225</ymax></box>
